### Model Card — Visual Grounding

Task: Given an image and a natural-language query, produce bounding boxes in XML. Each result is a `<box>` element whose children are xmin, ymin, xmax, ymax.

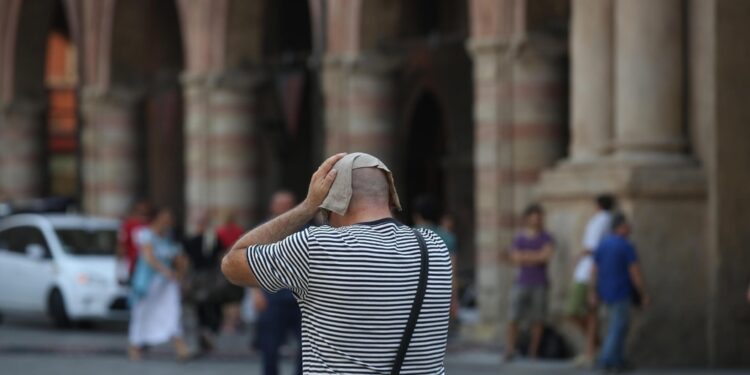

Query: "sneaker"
<box><xmin>572</xmin><ymin>354</ymin><xmax>594</xmax><ymax>368</ymax></box>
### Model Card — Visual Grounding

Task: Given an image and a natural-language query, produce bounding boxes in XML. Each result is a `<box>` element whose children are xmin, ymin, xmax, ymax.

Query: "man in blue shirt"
<box><xmin>589</xmin><ymin>213</ymin><xmax>650</xmax><ymax>371</ymax></box>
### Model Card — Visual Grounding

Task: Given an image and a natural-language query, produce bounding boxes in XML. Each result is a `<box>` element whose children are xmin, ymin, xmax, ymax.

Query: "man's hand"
<box><xmin>588</xmin><ymin>290</ymin><xmax>599</xmax><ymax>308</ymax></box>
<box><xmin>303</xmin><ymin>153</ymin><xmax>346</xmax><ymax>210</ymax></box>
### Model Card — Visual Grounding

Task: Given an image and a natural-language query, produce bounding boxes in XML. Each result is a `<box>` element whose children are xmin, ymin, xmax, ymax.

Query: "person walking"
<box><xmin>567</xmin><ymin>194</ymin><xmax>616</xmax><ymax>366</ymax></box>
<box><xmin>253</xmin><ymin>190</ymin><xmax>303</xmax><ymax>375</ymax></box>
<box><xmin>128</xmin><ymin>208</ymin><xmax>190</xmax><ymax>361</ymax></box>
<box><xmin>117</xmin><ymin>199</ymin><xmax>151</xmax><ymax>282</ymax></box>
<box><xmin>504</xmin><ymin>204</ymin><xmax>555</xmax><ymax>361</ymax></box>
<box><xmin>412</xmin><ymin>195</ymin><xmax>459</xmax><ymax>321</ymax></box>
<box><xmin>216</xmin><ymin>211</ymin><xmax>246</xmax><ymax>334</ymax></box>
<box><xmin>183</xmin><ymin>212</ymin><xmax>223</xmax><ymax>353</ymax></box>
<box><xmin>221</xmin><ymin>152</ymin><xmax>452</xmax><ymax>374</ymax></box>
<box><xmin>589</xmin><ymin>213</ymin><xmax>650</xmax><ymax>372</ymax></box>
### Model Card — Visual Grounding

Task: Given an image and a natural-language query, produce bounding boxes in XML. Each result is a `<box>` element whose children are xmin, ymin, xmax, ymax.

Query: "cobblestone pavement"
<box><xmin>0</xmin><ymin>314</ymin><xmax>747</xmax><ymax>375</ymax></box>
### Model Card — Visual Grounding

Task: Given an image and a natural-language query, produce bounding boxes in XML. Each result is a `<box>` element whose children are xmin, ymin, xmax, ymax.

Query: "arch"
<box><xmin>0</xmin><ymin>0</ymin><xmax>83</xmax><ymax>200</ymax></box>
<box><xmin>359</xmin><ymin>0</ymin><xmax>469</xmax><ymax>51</ymax></box>
<box><xmin>108</xmin><ymin>0</ymin><xmax>185</xmax><ymax>223</ymax></box>
<box><xmin>110</xmin><ymin>0</ymin><xmax>184</xmax><ymax>86</ymax></box>
<box><xmin>404</xmin><ymin>91</ymin><xmax>447</xmax><ymax>217</ymax></box>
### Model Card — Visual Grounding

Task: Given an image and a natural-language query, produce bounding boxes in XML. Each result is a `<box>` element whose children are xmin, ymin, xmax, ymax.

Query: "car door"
<box><xmin>13</xmin><ymin>226</ymin><xmax>56</xmax><ymax>311</ymax></box>
<box><xmin>0</xmin><ymin>227</ymin><xmax>30</xmax><ymax>309</ymax></box>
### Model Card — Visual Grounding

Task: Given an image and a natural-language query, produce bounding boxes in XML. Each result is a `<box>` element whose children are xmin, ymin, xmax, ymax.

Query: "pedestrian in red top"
<box><xmin>217</xmin><ymin>211</ymin><xmax>244</xmax><ymax>251</ymax></box>
<box><xmin>216</xmin><ymin>211</ymin><xmax>245</xmax><ymax>334</ymax></box>
<box><xmin>117</xmin><ymin>199</ymin><xmax>152</xmax><ymax>280</ymax></box>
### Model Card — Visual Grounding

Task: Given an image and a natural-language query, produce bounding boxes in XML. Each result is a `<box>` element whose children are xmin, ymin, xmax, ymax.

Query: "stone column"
<box><xmin>569</xmin><ymin>0</ymin><xmax>613</xmax><ymax>161</ymax></box>
<box><xmin>322</xmin><ymin>55</ymin><xmax>400</xmax><ymax>168</ymax></box>
<box><xmin>0</xmin><ymin>100</ymin><xmax>44</xmax><ymax>200</ymax></box>
<box><xmin>614</xmin><ymin>0</ymin><xmax>685</xmax><ymax>160</ymax></box>
<box><xmin>182</xmin><ymin>74</ymin><xmax>211</xmax><ymax>232</ymax></box>
<box><xmin>80</xmin><ymin>90</ymin><xmax>141</xmax><ymax>218</ymax></box>
<box><xmin>468</xmin><ymin>39</ymin><xmax>516</xmax><ymax>341</ymax></box>
<box><xmin>207</xmin><ymin>72</ymin><xmax>262</xmax><ymax>229</ymax></box>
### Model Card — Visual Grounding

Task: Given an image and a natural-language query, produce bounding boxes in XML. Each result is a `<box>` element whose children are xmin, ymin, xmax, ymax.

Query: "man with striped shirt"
<box><xmin>222</xmin><ymin>153</ymin><xmax>452</xmax><ymax>374</ymax></box>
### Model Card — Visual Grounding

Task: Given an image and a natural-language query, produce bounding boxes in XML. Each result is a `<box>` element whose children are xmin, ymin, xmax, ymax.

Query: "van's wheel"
<box><xmin>48</xmin><ymin>289</ymin><xmax>71</xmax><ymax>328</ymax></box>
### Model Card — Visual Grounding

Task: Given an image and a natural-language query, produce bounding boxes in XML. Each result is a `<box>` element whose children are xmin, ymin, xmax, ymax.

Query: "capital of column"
<box><xmin>80</xmin><ymin>86</ymin><xmax>142</xmax><ymax>115</ymax></box>
<box><xmin>321</xmin><ymin>52</ymin><xmax>401</xmax><ymax>76</ymax></box>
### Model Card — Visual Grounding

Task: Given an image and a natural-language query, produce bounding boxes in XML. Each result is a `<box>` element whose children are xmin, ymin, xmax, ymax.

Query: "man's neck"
<box><xmin>338</xmin><ymin>207</ymin><xmax>392</xmax><ymax>227</ymax></box>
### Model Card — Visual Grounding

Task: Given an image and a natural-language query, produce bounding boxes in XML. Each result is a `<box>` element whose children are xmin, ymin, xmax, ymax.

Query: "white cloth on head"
<box><xmin>319</xmin><ymin>152</ymin><xmax>402</xmax><ymax>215</ymax></box>
<box><xmin>573</xmin><ymin>211</ymin><xmax>612</xmax><ymax>283</ymax></box>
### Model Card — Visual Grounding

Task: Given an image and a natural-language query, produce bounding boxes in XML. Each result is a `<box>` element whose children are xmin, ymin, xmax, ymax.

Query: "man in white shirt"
<box><xmin>566</xmin><ymin>194</ymin><xmax>615</xmax><ymax>366</ymax></box>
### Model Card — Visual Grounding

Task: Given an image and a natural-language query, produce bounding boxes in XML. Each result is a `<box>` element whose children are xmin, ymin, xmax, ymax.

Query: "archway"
<box><xmin>44</xmin><ymin>1</ymin><xmax>79</xmax><ymax>199</ymax></box>
<box><xmin>263</xmin><ymin>0</ymin><xmax>317</xmax><ymax>202</ymax></box>
<box><xmin>405</xmin><ymin>92</ymin><xmax>446</xmax><ymax>216</ymax></box>
<box><xmin>110</xmin><ymin>0</ymin><xmax>184</xmax><ymax>226</ymax></box>
<box><xmin>3</xmin><ymin>0</ymin><xmax>81</xmax><ymax>205</ymax></box>
<box><xmin>395</xmin><ymin>0</ymin><xmax>475</xmax><ymax>300</ymax></box>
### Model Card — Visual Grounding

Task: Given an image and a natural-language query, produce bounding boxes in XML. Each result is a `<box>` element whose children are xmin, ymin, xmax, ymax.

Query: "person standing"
<box><xmin>117</xmin><ymin>199</ymin><xmax>151</xmax><ymax>281</ymax></box>
<box><xmin>567</xmin><ymin>194</ymin><xmax>616</xmax><ymax>366</ymax></box>
<box><xmin>221</xmin><ymin>152</ymin><xmax>452</xmax><ymax>374</ymax></box>
<box><xmin>216</xmin><ymin>211</ymin><xmax>245</xmax><ymax>334</ymax></box>
<box><xmin>183</xmin><ymin>212</ymin><xmax>222</xmax><ymax>353</ymax></box>
<box><xmin>253</xmin><ymin>190</ymin><xmax>303</xmax><ymax>375</ymax></box>
<box><xmin>412</xmin><ymin>195</ymin><xmax>459</xmax><ymax>320</ymax></box>
<box><xmin>589</xmin><ymin>213</ymin><xmax>650</xmax><ymax>371</ymax></box>
<box><xmin>505</xmin><ymin>204</ymin><xmax>555</xmax><ymax>361</ymax></box>
<box><xmin>128</xmin><ymin>208</ymin><xmax>190</xmax><ymax>361</ymax></box>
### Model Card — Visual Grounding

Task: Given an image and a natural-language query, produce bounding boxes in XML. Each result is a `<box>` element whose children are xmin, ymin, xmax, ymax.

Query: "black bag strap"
<box><xmin>391</xmin><ymin>229</ymin><xmax>430</xmax><ymax>375</ymax></box>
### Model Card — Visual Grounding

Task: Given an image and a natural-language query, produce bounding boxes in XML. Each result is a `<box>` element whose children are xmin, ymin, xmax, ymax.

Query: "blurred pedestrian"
<box><xmin>412</xmin><ymin>195</ymin><xmax>459</xmax><ymax>320</ymax></box>
<box><xmin>221</xmin><ymin>152</ymin><xmax>452</xmax><ymax>374</ymax></box>
<box><xmin>216</xmin><ymin>211</ymin><xmax>245</xmax><ymax>334</ymax></box>
<box><xmin>567</xmin><ymin>194</ymin><xmax>616</xmax><ymax>366</ymax></box>
<box><xmin>253</xmin><ymin>190</ymin><xmax>303</xmax><ymax>375</ymax></box>
<box><xmin>589</xmin><ymin>213</ymin><xmax>650</xmax><ymax>371</ymax></box>
<box><xmin>117</xmin><ymin>199</ymin><xmax>151</xmax><ymax>282</ymax></box>
<box><xmin>183</xmin><ymin>212</ymin><xmax>223</xmax><ymax>353</ymax></box>
<box><xmin>505</xmin><ymin>204</ymin><xmax>555</xmax><ymax>361</ymax></box>
<box><xmin>128</xmin><ymin>207</ymin><xmax>190</xmax><ymax>361</ymax></box>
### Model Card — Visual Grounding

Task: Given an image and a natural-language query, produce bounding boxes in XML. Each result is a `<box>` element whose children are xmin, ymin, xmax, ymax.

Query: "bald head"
<box><xmin>270</xmin><ymin>191</ymin><xmax>296</xmax><ymax>217</ymax></box>
<box><xmin>350</xmin><ymin>168</ymin><xmax>390</xmax><ymax>210</ymax></box>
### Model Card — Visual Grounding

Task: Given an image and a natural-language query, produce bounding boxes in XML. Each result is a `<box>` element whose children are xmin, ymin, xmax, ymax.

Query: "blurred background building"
<box><xmin>0</xmin><ymin>0</ymin><xmax>748</xmax><ymax>367</ymax></box>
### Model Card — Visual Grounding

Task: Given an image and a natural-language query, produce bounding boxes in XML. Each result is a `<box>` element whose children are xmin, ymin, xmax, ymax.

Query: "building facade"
<box><xmin>0</xmin><ymin>0</ymin><xmax>748</xmax><ymax>366</ymax></box>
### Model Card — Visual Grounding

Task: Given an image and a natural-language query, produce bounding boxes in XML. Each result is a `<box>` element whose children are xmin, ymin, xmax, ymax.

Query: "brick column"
<box><xmin>182</xmin><ymin>71</ymin><xmax>262</xmax><ymax>231</ymax></box>
<box><xmin>322</xmin><ymin>55</ymin><xmax>399</xmax><ymax>168</ymax></box>
<box><xmin>0</xmin><ymin>100</ymin><xmax>44</xmax><ymax>200</ymax></box>
<box><xmin>469</xmin><ymin>36</ymin><xmax>566</xmax><ymax>340</ymax></box>
<box><xmin>569</xmin><ymin>0</ymin><xmax>614</xmax><ymax>161</ymax></box>
<box><xmin>182</xmin><ymin>73</ymin><xmax>211</xmax><ymax>232</ymax></box>
<box><xmin>207</xmin><ymin>72</ymin><xmax>262</xmax><ymax>229</ymax></box>
<box><xmin>614</xmin><ymin>0</ymin><xmax>686</xmax><ymax>161</ymax></box>
<box><xmin>80</xmin><ymin>89</ymin><xmax>141</xmax><ymax>218</ymax></box>
<box><xmin>469</xmin><ymin>40</ymin><xmax>515</xmax><ymax>341</ymax></box>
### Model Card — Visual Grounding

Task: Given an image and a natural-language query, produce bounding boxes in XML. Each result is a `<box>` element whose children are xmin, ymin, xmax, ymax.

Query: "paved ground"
<box><xmin>0</xmin><ymin>313</ymin><xmax>747</xmax><ymax>375</ymax></box>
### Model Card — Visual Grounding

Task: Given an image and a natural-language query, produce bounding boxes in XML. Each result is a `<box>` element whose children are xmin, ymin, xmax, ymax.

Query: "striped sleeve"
<box><xmin>246</xmin><ymin>229</ymin><xmax>311</xmax><ymax>299</ymax></box>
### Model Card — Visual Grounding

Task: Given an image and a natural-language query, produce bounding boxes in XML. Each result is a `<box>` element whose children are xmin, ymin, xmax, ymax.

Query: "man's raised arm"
<box><xmin>221</xmin><ymin>153</ymin><xmax>345</xmax><ymax>287</ymax></box>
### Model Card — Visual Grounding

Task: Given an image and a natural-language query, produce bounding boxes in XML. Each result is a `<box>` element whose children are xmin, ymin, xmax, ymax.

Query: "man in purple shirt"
<box><xmin>504</xmin><ymin>204</ymin><xmax>555</xmax><ymax>361</ymax></box>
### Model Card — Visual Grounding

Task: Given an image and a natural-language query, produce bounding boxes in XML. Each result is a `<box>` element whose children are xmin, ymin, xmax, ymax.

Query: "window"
<box><xmin>0</xmin><ymin>226</ymin><xmax>51</xmax><ymax>258</ymax></box>
<box><xmin>55</xmin><ymin>229</ymin><xmax>117</xmax><ymax>256</ymax></box>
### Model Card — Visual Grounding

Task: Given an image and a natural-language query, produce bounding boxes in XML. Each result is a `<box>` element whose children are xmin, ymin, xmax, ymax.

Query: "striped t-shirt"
<box><xmin>246</xmin><ymin>217</ymin><xmax>452</xmax><ymax>374</ymax></box>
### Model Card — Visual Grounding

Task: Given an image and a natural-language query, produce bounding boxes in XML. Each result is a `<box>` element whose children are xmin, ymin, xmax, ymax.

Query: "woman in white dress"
<box><xmin>128</xmin><ymin>208</ymin><xmax>190</xmax><ymax>361</ymax></box>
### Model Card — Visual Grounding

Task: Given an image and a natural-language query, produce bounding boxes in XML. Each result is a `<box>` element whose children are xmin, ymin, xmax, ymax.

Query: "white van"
<box><xmin>0</xmin><ymin>214</ymin><xmax>128</xmax><ymax>327</ymax></box>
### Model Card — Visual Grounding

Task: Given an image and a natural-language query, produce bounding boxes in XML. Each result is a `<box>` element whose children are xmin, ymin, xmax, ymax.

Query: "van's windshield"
<box><xmin>55</xmin><ymin>229</ymin><xmax>118</xmax><ymax>256</ymax></box>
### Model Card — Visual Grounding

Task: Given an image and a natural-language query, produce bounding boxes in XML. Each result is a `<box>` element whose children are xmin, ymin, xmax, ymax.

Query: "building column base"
<box><xmin>536</xmin><ymin>159</ymin><xmax>708</xmax><ymax>366</ymax></box>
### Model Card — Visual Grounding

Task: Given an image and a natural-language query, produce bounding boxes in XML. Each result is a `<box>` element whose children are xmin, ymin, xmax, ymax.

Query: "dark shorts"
<box><xmin>509</xmin><ymin>285</ymin><xmax>548</xmax><ymax>323</ymax></box>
